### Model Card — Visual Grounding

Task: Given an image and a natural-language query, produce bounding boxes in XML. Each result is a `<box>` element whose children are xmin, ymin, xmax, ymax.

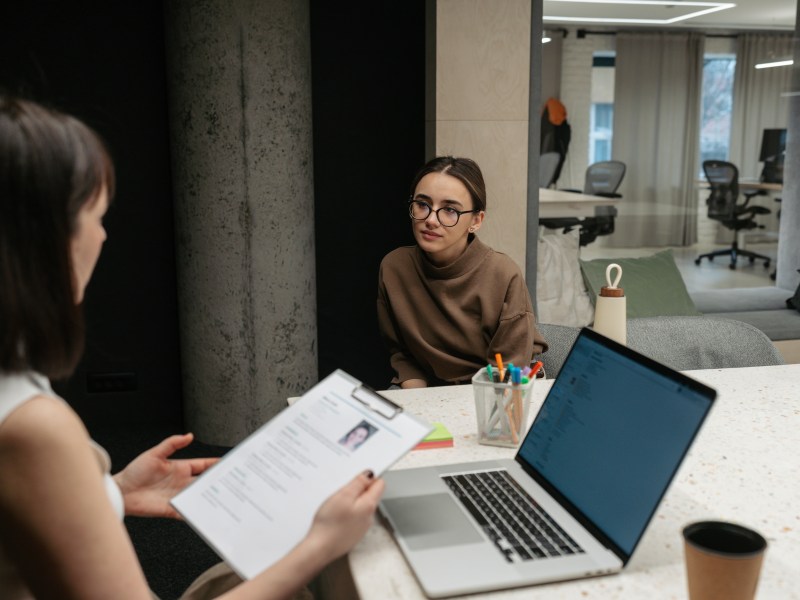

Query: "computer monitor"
<box><xmin>759</xmin><ymin>128</ymin><xmax>786</xmax><ymax>184</ymax></box>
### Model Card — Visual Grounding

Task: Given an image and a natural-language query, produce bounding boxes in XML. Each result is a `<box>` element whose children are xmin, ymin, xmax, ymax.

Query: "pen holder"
<box><xmin>472</xmin><ymin>369</ymin><xmax>534</xmax><ymax>448</ymax></box>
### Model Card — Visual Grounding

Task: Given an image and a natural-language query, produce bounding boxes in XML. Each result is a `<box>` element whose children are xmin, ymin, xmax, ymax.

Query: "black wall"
<box><xmin>0</xmin><ymin>1</ymin><xmax>182</xmax><ymax>430</ymax></box>
<box><xmin>310</xmin><ymin>1</ymin><xmax>426</xmax><ymax>389</ymax></box>
<box><xmin>1</xmin><ymin>5</ymin><xmax>426</xmax><ymax>597</ymax></box>
<box><xmin>1</xmin><ymin>0</ymin><xmax>427</xmax><ymax>435</ymax></box>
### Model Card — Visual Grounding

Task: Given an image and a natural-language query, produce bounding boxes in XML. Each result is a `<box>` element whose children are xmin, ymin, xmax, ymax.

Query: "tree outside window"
<box><xmin>699</xmin><ymin>55</ymin><xmax>736</xmax><ymax>171</ymax></box>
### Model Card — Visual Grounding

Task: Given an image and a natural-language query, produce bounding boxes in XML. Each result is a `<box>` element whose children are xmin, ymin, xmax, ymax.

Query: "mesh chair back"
<box><xmin>540</xmin><ymin>152</ymin><xmax>561</xmax><ymax>188</ymax></box>
<box><xmin>702</xmin><ymin>160</ymin><xmax>739</xmax><ymax>221</ymax></box>
<box><xmin>584</xmin><ymin>160</ymin><xmax>626</xmax><ymax>195</ymax></box>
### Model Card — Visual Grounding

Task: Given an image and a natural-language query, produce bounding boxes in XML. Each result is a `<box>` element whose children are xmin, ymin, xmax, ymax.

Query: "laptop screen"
<box><xmin>517</xmin><ymin>330</ymin><xmax>714</xmax><ymax>558</ymax></box>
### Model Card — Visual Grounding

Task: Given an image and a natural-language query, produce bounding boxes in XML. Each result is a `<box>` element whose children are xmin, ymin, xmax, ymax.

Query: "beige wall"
<box><xmin>431</xmin><ymin>0</ymin><xmax>532</xmax><ymax>271</ymax></box>
<box><xmin>559</xmin><ymin>30</ymin><xmax>616</xmax><ymax>191</ymax></box>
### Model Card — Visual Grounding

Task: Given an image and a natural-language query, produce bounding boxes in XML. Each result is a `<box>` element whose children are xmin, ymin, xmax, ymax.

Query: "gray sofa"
<box><xmin>688</xmin><ymin>286</ymin><xmax>800</xmax><ymax>341</ymax></box>
<box><xmin>538</xmin><ymin>316</ymin><xmax>785</xmax><ymax>379</ymax></box>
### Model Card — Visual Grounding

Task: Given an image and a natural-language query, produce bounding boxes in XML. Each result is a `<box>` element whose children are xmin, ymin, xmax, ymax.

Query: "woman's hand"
<box><xmin>113</xmin><ymin>433</ymin><xmax>218</xmax><ymax>518</ymax></box>
<box><xmin>401</xmin><ymin>378</ymin><xmax>427</xmax><ymax>389</ymax></box>
<box><xmin>305</xmin><ymin>471</ymin><xmax>385</xmax><ymax>560</ymax></box>
<box><xmin>238</xmin><ymin>472</ymin><xmax>385</xmax><ymax>599</ymax></box>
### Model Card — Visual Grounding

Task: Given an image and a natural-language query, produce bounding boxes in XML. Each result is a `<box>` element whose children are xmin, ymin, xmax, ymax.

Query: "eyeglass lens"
<box><xmin>409</xmin><ymin>201</ymin><xmax>462</xmax><ymax>227</ymax></box>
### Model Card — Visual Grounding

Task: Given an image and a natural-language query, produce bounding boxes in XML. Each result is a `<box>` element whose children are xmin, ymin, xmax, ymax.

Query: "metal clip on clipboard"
<box><xmin>351</xmin><ymin>385</ymin><xmax>403</xmax><ymax>419</ymax></box>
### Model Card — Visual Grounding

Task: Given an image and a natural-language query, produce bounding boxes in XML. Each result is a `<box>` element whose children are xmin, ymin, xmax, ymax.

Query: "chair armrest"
<box><xmin>741</xmin><ymin>189</ymin><xmax>766</xmax><ymax>207</ymax></box>
<box><xmin>540</xmin><ymin>217</ymin><xmax>582</xmax><ymax>228</ymax></box>
<box><xmin>737</xmin><ymin>205</ymin><xmax>771</xmax><ymax>219</ymax></box>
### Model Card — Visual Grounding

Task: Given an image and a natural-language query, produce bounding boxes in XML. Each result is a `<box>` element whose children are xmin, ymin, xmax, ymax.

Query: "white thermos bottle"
<box><xmin>593</xmin><ymin>263</ymin><xmax>626</xmax><ymax>345</ymax></box>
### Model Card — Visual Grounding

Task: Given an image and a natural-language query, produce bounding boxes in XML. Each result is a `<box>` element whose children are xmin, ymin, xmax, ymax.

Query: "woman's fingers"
<box><xmin>152</xmin><ymin>433</ymin><xmax>194</xmax><ymax>459</ymax></box>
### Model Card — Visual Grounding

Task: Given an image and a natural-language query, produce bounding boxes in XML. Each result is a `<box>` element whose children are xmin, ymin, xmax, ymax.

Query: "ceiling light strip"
<box><xmin>546</xmin><ymin>0</ymin><xmax>729</xmax><ymax>5</ymax></box>
<box><xmin>543</xmin><ymin>0</ymin><xmax>735</xmax><ymax>25</ymax></box>
<box><xmin>755</xmin><ymin>59</ymin><xmax>794</xmax><ymax>69</ymax></box>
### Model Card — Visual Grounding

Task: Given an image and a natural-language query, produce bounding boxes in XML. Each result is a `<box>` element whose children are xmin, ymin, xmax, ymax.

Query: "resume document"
<box><xmin>171</xmin><ymin>369</ymin><xmax>432</xmax><ymax>579</ymax></box>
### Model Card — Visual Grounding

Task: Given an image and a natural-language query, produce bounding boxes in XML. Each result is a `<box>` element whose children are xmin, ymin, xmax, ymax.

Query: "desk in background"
<box><xmin>695</xmin><ymin>179</ymin><xmax>783</xmax><ymax>193</ymax></box>
<box><xmin>336</xmin><ymin>365</ymin><xmax>799</xmax><ymax>599</ymax></box>
<box><xmin>538</xmin><ymin>188</ymin><xmax>618</xmax><ymax>219</ymax></box>
<box><xmin>737</xmin><ymin>180</ymin><xmax>783</xmax><ymax>193</ymax></box>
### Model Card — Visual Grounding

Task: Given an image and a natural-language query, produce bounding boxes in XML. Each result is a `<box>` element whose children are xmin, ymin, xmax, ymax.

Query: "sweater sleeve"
<box><xmin>377</xmin><ymin>267</ymin><xmax>429</xmax><ymax>385</ymax></box>
<box><xmin>487</xmin><ymin>272</ymin><xmax>549</xmax><ymax>368</ymax></box>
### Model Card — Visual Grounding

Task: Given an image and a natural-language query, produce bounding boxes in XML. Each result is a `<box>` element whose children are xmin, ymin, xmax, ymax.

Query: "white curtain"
<box><xmin>729</xmin><ymin>34</ymin><xmax>793</xmax><ymax>179</ymax></box>
<box><xmin>608</xmin><ymin>32</ymin><xmax>704</xmax><ymax>247</ymax></box>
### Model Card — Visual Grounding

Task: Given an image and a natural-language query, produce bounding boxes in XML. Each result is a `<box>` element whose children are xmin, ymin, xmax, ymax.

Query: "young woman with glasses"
<box><xmin>0</xmin><ymin>96</ymin><xmax>383</xmax><ymax>599</ymax></box>
<box><xmin>377</xmin><ymin>156</ymin><xmax>547</xmax><ymax>389</ymax></box>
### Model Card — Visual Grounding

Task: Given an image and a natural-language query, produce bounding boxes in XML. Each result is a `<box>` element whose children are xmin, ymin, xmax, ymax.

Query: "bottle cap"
<box><xmin>600</xmin><ymin>285</ymin><xmax>625</xmax><ymax>297</ymax></box>
<box><xmin>600</xmin><ymin>263</ymin><xmax>624</xmax><ymax>297</ymax></box>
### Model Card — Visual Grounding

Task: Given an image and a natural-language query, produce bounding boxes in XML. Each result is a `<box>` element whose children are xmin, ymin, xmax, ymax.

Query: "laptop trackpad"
<box><xmin>383</xmin><ymin>494</ymin><xmax>483</xmax><ymax>550</ymax></box>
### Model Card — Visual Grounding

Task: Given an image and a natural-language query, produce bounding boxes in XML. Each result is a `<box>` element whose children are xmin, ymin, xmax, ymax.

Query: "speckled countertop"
<box><xmin>338</xmin><ymin>364</ymin><xmax>800</xmax><ymax>600</ymax></box>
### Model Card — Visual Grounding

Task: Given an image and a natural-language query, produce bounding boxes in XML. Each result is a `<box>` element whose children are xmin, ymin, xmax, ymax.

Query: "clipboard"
<box><xmin>171</xmin><ymin>369</ymin><xmax>432</xmax><ymax>580</ymax></box>
<box><xmin>351</xmin><ymin>383</ymin><xmax>402</xmax><ymax>419</ymax></box>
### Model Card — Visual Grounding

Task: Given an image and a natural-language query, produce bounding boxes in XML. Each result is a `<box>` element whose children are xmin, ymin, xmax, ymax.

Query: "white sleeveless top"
<box><xmin>0</xmin><ymin>371</ymin><xmax>125</xmax><ymax>599</ymax></box>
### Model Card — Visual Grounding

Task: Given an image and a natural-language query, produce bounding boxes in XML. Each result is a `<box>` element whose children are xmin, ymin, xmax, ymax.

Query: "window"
<box><xmin>589</xmin><ymin>53</ymin><xmax>615</xmax><ymax>165</ymax></box>
<box><xmin>699</xmin><ymin>55</ymin><xmax>736</xmax><ymax>170</ymax></box>
<box><xmin>590</xmin><ymin>103</ymin><xmax>614</xmax><ymax>163</ymax></box>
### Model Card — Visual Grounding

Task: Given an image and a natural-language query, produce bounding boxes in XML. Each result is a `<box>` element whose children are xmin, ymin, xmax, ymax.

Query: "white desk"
<box><xmin>695</xmin><ymin>178</ymin><xmax>783</xmax><ymax>193</ymax></box>
<box><xmin>538</xmin><ymin>188</ymin><xmax>619</xmax><ymax>219</ymax></box>
<box><xmin>738</xmin><ymin>180</ymin><xmax>783</xmax><ymax>193</ymax></box>
<box><xmin>338</xmin><ymin>365</ymin><xmax>800</xmax><ymax>599</ymax></box>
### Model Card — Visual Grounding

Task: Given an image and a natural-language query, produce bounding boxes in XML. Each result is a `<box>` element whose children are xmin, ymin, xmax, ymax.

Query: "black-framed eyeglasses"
<box><xmin>408</xmin><ymin>199</ymin><xmax>479</xmax><ymax>227</ymax></box>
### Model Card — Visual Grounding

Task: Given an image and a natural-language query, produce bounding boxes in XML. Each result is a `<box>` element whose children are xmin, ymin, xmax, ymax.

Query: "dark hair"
<box><xmin>409</xmin><ymin>156</ymin><xmax>487</xmax><ymax>212</ymax></box>
<box><xmin>0</xmin><ymin>97</ymin><xmax>115</xmax><ymax>378</ymax></box>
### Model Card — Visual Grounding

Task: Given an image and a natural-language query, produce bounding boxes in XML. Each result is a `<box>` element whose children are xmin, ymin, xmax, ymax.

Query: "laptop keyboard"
<box><xmin>442</xmin><ymin>469</ymin><xmax>585</xmax><ymax>563</ymax></box>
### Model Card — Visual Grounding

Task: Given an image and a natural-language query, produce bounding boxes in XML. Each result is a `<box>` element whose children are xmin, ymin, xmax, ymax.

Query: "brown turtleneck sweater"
<box><xmin>377</xmin><ymin>237</ymin><xmax>547</xmax><ymax>385</ymax></box>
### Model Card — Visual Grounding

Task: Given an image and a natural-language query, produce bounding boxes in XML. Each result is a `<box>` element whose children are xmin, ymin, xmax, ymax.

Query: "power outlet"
<box><xmin>86</xmin><ymin>372</ymin><xmax>138</xmax><ymax>394</ymax></box>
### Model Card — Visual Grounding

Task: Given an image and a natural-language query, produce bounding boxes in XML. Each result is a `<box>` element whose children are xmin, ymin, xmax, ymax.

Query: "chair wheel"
<box><xmin>764</xmin><ymin>261</ymin><xmax>771</xmax><ymax>269</ymax></box>
<box><xmin>708</xmin><ymin>256</ymin><xmax>714</xmax><ymax>262</ymax></box>
<box><xmin>749</xmin><ymin>256</ymin><xmax>755</xmax><ymax>264</ymax></box>
<box><xmin>695</xmin><ymin>258</ymin><xmax>701</xmax><ymax>265</ymax></box>
<box><xmin>729</xmin><ymin>263</ymin><xmax>736</xmax><ymax>270</ymax></box>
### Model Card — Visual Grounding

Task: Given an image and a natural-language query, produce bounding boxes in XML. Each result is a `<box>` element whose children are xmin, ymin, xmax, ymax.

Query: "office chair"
<box><xmin>771</xmin><ymin>197</ymin><xmax>781</xmax><ymax>280</ymax></box>
<box><xmin>539</xmin><ymin>152</ymin><xmax>561</xmax><ymax>188</ymax></box>
<box><xmin>695</xmin><ymin>160</ymin><xmax>772</xmax><ymax>270</ymax></box>
<box><xmin>540</xmin><ymin>160</ymin><xmax>626</xmax><ymax>246</ymax></box>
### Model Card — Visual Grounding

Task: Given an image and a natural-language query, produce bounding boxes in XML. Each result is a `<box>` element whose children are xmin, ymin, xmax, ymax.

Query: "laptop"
<box><xmin>378</xmin><ymin>327</ymin><xmax>716</xmax><ymax>598</ymax></box>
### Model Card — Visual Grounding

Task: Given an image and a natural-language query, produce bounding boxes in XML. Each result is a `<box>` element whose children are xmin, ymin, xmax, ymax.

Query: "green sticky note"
<box><xmin>425</xmin><ymin>422</ymin><xmax>452</xmax><ymax>441</ymax></box>
<box><xmin>415</xmin><ymin>422</ymin><xmax>454</xmax><ymax>450</ymax></box>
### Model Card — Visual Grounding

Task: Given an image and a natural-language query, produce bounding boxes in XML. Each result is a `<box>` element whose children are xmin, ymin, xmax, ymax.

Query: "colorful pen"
<box><xmin>495</xmin><ymin>353</ymin><xmax>505</xmax><ymax>382</ymax></box>
<box><xmin>530</xmin><ymin>361</ymin><xmax>544</xmax><ymax>378</ymax></box>
<box><xmin>510</xmin><ymin>366</ymin><xmax>523</xmax><ymax>431</ymax></box>
<box><xmin>503</xmin><ymin>362</ymin><xmax>514</xmax><ymax>383</ymax></box>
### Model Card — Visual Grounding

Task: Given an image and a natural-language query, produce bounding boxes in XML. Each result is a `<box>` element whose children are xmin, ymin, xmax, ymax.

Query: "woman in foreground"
<box><xmin>0</xmin><ymin>96</ymin><xmax>383</xmax><ymax>599</ymax></box>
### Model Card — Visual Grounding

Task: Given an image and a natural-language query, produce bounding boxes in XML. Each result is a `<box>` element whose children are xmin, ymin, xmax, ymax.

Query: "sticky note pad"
<box><xmin>414</xmin><ymin>422</ymin><xmax>453</xmax><ymax>450</ymax></box>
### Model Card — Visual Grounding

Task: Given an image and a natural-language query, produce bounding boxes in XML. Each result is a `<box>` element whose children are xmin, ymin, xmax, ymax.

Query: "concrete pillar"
<box><xmin>777</xmin><ymin>15</ymin><xmax>800</xmax><ymax>292</ymax></box>
<box><xmin>164</xmin><ymin>0</ymin><xmax>317</xmax><ymax>445</ymax></box>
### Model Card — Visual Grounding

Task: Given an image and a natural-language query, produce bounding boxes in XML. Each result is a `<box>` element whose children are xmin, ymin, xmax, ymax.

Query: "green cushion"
<box><xmin>579</xmin><ymin>250</ymin><xmax>700</xmax><ymax>318</ymax></box>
